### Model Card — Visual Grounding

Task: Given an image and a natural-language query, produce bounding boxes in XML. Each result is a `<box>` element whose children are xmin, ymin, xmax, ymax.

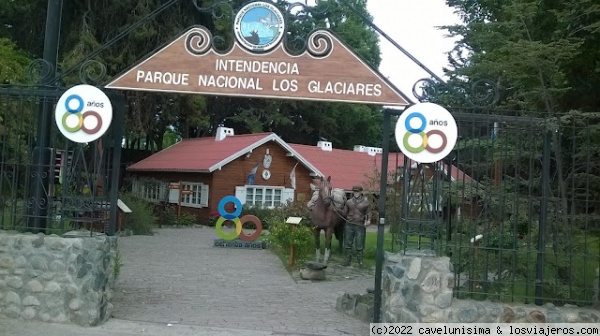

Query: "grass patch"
<box><xmin>267</xmin><ymin>229</ymin><xmax>427</xmax><ymax>270</ymax></box>
<box><xmin>113</xmin><ymin>248</ymin><xmax>123</xmax><ymax>281</ymax></box>
<box><xmin>451</xmin><ymin>234</ymin><xmax>599</xmax><ymax>306</ymax></box>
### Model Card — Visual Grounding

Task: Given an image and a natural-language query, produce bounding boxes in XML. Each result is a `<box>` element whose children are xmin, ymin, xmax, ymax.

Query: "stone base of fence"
<box><xmin>381</xmin><ymin>251</ymin><xmax>600</xmax><ymax>323</ymax></box>
<box><xmin>0</xmin><ymin>230</ymin><xmax>117</xmax><ymax>326</ymax></box>
<box><xmin>336</xmin><ymin>289</ymin><xmax>374</xmax><ymax>322</ymax></box>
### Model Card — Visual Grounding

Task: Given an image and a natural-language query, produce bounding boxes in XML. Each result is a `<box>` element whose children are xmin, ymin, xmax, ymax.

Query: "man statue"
<box><xmin>342</xmin><ymin>185</ymin><xmax>371</xmax><ymax>267</ymax></box>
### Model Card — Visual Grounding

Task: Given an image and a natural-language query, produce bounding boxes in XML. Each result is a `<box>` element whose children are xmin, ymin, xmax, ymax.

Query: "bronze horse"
<box><xmin>309</xmin><ymin>176</ymin><xmax>346</xmax><ymax>264</ymax></box>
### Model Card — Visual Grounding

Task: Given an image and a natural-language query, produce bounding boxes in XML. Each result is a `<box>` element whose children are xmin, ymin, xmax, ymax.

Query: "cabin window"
<box><xmin>235</xmin><ymin>186</ymin><xmax>294</xmax><ymax>208</ymax></box>
<box><xmin>171</xmin><ymin>182</ymin><xmax>209</xmax><ymax>208</ymax></box>
<box><xmin>132</xmin><ymin>179</ymin><xmax>167</xmax><ymax>203</ymax></box>
<box><xmin>131</xmin><ymin>179</ymin><xmax>209</xmax><ymax>208</ymax></box>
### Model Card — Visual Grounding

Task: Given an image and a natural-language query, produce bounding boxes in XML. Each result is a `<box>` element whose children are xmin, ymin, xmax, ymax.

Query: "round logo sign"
<box><xmin>55</xmin><ymin>85</ymin><xmax>113</xmax><ymax>143</ymax></box>
<box><xmin>395</xmin><ymin>103</ymin><xmax>458</xmax><ymax>163</ymax></box>
<box><xmin>234</xmin><ymin>1</ymin><xmax>285</xmax><ymax>52</ymax></box>
<box><xmin>215</xmin><ymin>196</ymin><xmax>263</xmax><ymax>241</ymax></box>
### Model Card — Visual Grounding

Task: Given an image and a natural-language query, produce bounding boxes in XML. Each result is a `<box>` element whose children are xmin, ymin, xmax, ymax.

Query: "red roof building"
<box><xmin>126</xmin><ymin>127</ymin><xmax>474</xmax><ymax>222</ymax></box>
<box><xmin>127</xmin><ymin>132</ymin><xmax>321</xmax><ymax>175</ymax></box>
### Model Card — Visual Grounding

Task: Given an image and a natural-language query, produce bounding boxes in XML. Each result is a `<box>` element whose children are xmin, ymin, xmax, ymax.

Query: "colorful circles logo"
<box><xmin>215</xmin><ymin>196</ymin><xmax>263</xmax><ymax>241</ymax></box>
<box><xmin>55</xmin><ymin>85</ymin><xmax>113</xmax><ymax>143</ymax></box>
<box><xmin>234</xmin><ymin>2</ymin><xmax>285</xmax><ymax>52</ymax></box>
<box><xmin>395</xmin><ymin>103</ymin><xmax>458</xmax><ymax>163</ymax></box>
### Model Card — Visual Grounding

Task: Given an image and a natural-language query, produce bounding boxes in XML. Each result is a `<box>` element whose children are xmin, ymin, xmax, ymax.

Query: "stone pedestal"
<box><xmin>213</xmin><ymin>238</ymin><xmax>266</xmax><ymax>249</ymax></box>
<box><xmin>300</xmin><ymin>261</ymin><xmax>326</xmax><ymax>280</ymax></box>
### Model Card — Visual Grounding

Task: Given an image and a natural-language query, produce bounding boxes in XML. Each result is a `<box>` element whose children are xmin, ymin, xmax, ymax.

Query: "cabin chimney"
<box><xmin>317</xmin><ymin>141</ymin><xmax>332</xmax><ymax>151</ymax></box>
<box><xmin>215</xmin><ymin>127</ymin><xmax>234</xmax><ymax>141</ymax></box>
<box><xmin>354</xmin><ymin>145</ymin><xmax>382</xmax><ymax>155</ymax></box>
<box><xmin>353</xmin><ymin>145</ymin><xmax>366</xmax><ymax>153</ymax></box>
<box><xmin>367</xmin><ymin>147</ymin><xmax>383</xmax><ymax>156</ymax></box>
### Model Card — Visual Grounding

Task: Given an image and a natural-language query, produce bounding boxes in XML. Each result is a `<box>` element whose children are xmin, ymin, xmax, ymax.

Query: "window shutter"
<box><xmin>283</xmin><ymin>188</ymin><xmax>294</xmax><ymax>204</ymax></box>
<box><xmin>132</xmin><ymin>180</ymin><xmax>138</xmax><ymax>196</ymax></box>
<box><xmin>168</xmin><ymin>186</ymin><xmax>179</xmax><ymax>204</ymax></box>
<box><xmin>235</xmin><ymin>186</ymin><xmax>247</xmax><ymax>205</ymax></box>
<box><xmin>200</xmin><ymin>184</ymin><xmax>209</xmax><ymax>207</ymax></box>
<box><xmin>160</xmin><ymin>182</ymin><xmax>168</xmax><ymax>201</ymax></box>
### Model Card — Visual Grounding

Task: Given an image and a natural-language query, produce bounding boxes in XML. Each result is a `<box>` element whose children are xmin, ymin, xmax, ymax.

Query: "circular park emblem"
<box><xmin>215</xmin><ymin>196</ymin><xmax>263</xmax><ymax>241</ymax></box>
<box><xmin>395</xmin><ymin>103</ymin><xmax>458</xmax><ymax>163</ymax></box>
<box><xmin>234</xmin><ymin>1</ymin><xmax>285</xmax><ymax>52</ymax></box>
<box><xmin>55</xmin><ymin>84</ymin><xmax>113</xmax><ymax>143</ymax></box>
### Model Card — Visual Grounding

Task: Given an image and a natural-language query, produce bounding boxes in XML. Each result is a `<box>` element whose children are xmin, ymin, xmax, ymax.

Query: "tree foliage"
<box><xmin>439</xmin><ymin>0</ymin><xmax>600</xmax><ymax>113</ymax></box>
<box><xmin>432</xmin><ymin>0</ymin><xmax>600</xmax><ymax>304</ymax></box>
<box><xmin>0</xmin><ymin>38</ymin><xmax>30</xmax><ymax>84</ymax></box>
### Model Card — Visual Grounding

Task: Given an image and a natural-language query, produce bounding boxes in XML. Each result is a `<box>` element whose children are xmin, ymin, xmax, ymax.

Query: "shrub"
<box><xmin>207</xmin><ymin>212</ymin><xmax>220</xmax><ymax>227</ymax></box>
<box><xmin>159</xmin><ymin>204</ymin><xmax>178</xmax><ymax>226</ymax></box>
<box><xmin>240</xmin><ymin>205</ymin><xmax>275</xmax><ymax>229</ymax></box>
<box><xmin>266</xmin><ymin>222</ymin><xmax>314</xmax><ymax>264</ymax></box>
<box><xmin>241</xmin><ymin>202</ymin><xmax>312</xmax><ymax>230</ymax></box>
<box><xmin>119</xmin><ymin>193</ymin><xmax>156</xmax><ymax>235</ymax></box>
<box><xmin>178</xmin><ymin>212</ymin><xmax>197</xmax><ymax>226</ymax></box>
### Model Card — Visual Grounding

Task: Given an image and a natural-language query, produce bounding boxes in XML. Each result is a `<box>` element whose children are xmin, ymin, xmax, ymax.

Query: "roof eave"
<box><xmin>207</xmin><ymin>134</ymin><xmax>277</xmax><ymax>172</ymax></box>
<box><xmin>207</xmin><ymin>133</ymin><xmax>325</xmax><ymax>176</ymax></box>
<box><xmin>274</xmin><ymin>136</ymin><xmax>325</xmax><ymax>177</ymax></box>
<box><xmin>126</xmin><ymin>168</ymin><xmax>211</xmax><ymax>173</ymax></box>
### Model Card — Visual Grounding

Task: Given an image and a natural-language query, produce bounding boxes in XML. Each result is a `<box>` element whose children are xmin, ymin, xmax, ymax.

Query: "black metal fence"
<box><xmin>0</xmin><ymin>86</ymin><xmax>124</xmax><ymax>236</ymax></box>
<box><xmin>391</xmin><ymin>109</ymin><xmax>600</xmax><ymax>307</ymax></box>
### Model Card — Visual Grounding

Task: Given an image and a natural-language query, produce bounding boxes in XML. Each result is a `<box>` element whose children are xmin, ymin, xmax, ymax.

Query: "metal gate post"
<box><xmin>535</xmin><ymin>130</ymin><xmax>552</xmax><ymax>304</ymax></box>
<box><xmin>107</xmin><ymin>94</ymin><xmax>125</xmax><ymax>236</ymax></box>
<box><xmin>374</xmin><ymin>108</ymin><xmax>404</xmax><ymax>323</ymax></box>
<box><xmin>29</xmin><ymin>0</ymin><xmax>64</xmax><ymax>232</ymax></box>
<box><xmin>373</xmin><ymin>110</ymin><xmax>390</xmax><ymax>323</ymax></box>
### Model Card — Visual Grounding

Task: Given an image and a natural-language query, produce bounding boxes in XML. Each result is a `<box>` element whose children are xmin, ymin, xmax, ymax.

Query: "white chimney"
<box><xmin>353</xmin><ymin>145</ymin><xmax>366</xmax><ymax>152</ymax></box>
<box><xmin>317</xmin><ymin>141</ymin><xmax>332</xmax><ymax>151</ymax></box>
<box><xmin>215</xmin><ymin>127</ymin><xmax>234</xmax><ymax>141</ymax></box>
<box><xmin>367</xmin><ymin>147</ymin><xmax>383</xmax><ymax>156</ymax></box>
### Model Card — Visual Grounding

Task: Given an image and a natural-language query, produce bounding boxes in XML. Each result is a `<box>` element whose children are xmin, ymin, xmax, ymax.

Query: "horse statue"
<box><xmin>308</xmin><ymin>176</ymin><xmax>347</xmax><ymax>264</ymax></box>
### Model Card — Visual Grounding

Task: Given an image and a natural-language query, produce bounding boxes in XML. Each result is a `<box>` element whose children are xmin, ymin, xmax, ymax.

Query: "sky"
<box><xmin>365</xmin><ymin>0</ymin><xmax>462</xmax><ymax>102</ymax></box>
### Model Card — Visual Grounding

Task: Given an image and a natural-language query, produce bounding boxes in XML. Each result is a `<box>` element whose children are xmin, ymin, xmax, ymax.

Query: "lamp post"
<box><xmin>29</xmin><ymin>0</ymin><xmax>64</xmax><ymax>233</ymax></box>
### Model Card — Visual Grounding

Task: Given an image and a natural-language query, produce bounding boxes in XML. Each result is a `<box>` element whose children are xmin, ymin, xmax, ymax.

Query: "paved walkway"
<box><xmin>109</xmin><ymin>227</ymin><xmax>374</xmax><ymax>335</ymax></box>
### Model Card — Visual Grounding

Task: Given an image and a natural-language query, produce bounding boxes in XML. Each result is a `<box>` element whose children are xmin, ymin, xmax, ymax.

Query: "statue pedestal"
<box><xmin>300</xmin><ymin>261</ymin><xmax>327</xmax><ymax>280</ymax></box>
<box><xmin>213</xmin><ymin>239</ymin><xmax>266</xmax><ymax>249</ymax></box>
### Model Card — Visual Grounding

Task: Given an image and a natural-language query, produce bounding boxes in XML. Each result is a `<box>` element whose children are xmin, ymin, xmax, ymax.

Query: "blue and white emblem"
<box><xmin>234</xmin><ymin>2</ymin><xmax>285</xmax><ymax>52</ymax></box>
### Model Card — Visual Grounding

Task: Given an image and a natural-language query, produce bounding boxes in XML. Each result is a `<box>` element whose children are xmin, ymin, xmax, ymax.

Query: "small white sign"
<box><xmin>117</xmin><ymin>199</ymin><xmax>132</xmax><ymax>213</ymax></box>
<box><xmin>395</xmin><ymin>103</ymin><xmax>458</xmax><ymax>163</ymax></box>
<box><xmin>55</xmin><ymin>84</ymin><xmax>113</xmax><ymax>143</ymax></box>
<box><xmin>286</xmin><ymin>217</ymin><xmax>302</xmax><ymax>225</ymax></box>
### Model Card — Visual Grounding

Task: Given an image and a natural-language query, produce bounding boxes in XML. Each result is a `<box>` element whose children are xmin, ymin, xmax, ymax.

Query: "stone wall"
<box><xmin>0</xmin><ymin>230</ymin><xmax>117</xmax><ymax>326</ymax></box>
<box><xmin>336</xmin><ymin>290</ymin><xmax>374</xmax><ymax>322</ymax></box>
<box><xmin>382</xmin><ymin>251</ymin><xmax>600</xmax><ymax>323</ymax></box>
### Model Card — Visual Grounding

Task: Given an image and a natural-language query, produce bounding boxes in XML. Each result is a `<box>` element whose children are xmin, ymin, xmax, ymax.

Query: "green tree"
<box><xmin>0</xmin><ymin>38</ymin><xmax>30</xmax><ymax>83</ymax></box>
<box><xmin>440</xmin><ymin>0</ymin><xmax>599</xmax><ymax>113</ymax></box>
<box><xmin>432</xmin><ymin>0</ymin><xmax>600</xmax><ymax>303</ymax></box>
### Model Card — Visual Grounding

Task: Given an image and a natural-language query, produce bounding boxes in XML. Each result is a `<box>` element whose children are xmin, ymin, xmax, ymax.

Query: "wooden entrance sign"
<box><xmin>168</xmin><ymin>181</ymin><xmax>193</xmax><ymax>220</ymax></box>
<box><xmin>105</xmin><ymin>26</ymin><xmax>411</xmax><ymax>106</ymax></box>
<box><xmin>286</xmin><ymin>217</ymin><xmax>303</xmax><ymax>267</ymax></box>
